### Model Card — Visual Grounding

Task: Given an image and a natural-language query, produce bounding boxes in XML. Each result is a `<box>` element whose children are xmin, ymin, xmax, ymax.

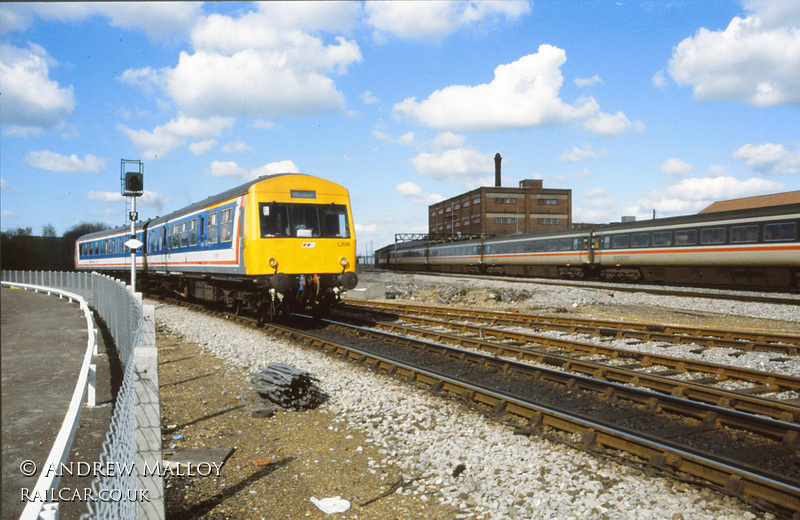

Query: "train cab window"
<box><xmin>319</xmin><ymin>205</ymin><xmax>350</xmax><ymax>238</ymax></box>
<box><xmin>208</xmin><ymin>212</ymin><xmax>219</xmax><ymax>244</ymax></box>
<box><xmin>221</xmin><ymin>208</ymin><xmax>234</xmax><ymax>242</ymax></box>
<box><xmin>180</xmin><ymin>222</ymin><xmax>188</xmax><ymax>248</ymax></box>
<box><xmin>764</xmin><ymin>222</ymin><xmax>797</xmax><ymax>242</ymax></box>
<box><xmin>559</xmin><ymin>238</ymin><xmax>571</xmax><ymax>251</ymax></box>
<box><xmin>611</xmin><ymin>235</ymin><xmax>629</xmax><ymax>248</ymax></box>
<box><xmin>260</xmin><ymin>203</ymin><xmax>290</xmax><ymax>237</ymax></box>
<box><xmin>630</xmin><ymin>233</ymin><xmax>649</xmax><ymax>248</ymax></box>
<box><xmin>652</xmin><ymin>231</ymin><xmax>672</xmax><ymax>247</ymax></box>
<box><xmin>675</xmin><ymin>230</ymin><xmax>697</xmax><ymax>246</ymax></box>
<box><xmin>730</xmin><ymin>225</ymin><xmax>759</xmax><ymax>243</ymax></box>
<box><xmin>188</xmin><ymin>219</ymin><xmax>197</xmax><ymax>247</ymax></box>
<box><xmin>700</xmin><ymin>227</ymin><xmax>725</xmax><ymax>245</ymax></box>
<box><xmin>291</xmin><ymin>205</ymin><xmax>320</xmax><ymax>237</ymax></box>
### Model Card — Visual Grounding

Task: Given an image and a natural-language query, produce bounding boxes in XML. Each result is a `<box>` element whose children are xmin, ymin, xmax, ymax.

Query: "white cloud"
<box><xmin>1</xmin><ymin>3</ymin><xmax>204</xmax><ymax>41</ymax></box>
<box><xmin>87</xmin><ymin>189</ymin><xmax>166</xmax><ymax>212</ymax></box>
<box><xmin>118</xmin><ymin>67</ymin><xmax>162</xmax><ymax>94</ymax></box>
<box><xmin>394</xmin><ymin>45</ymin><xmax>636</xmax><ymax>135</ymax></box>
<box><xmin>373</xmin><ymin>129</ymin><xmax>391</xmax><ymax>142</ymax></box>
<box><xmin>221</xmin><ymin>141</ymin><xmax>252</xmax><ymax>153</ymax></box>
<box><xmin>118</xmin><ymin>114</ymin><xmax>234</xmax><ymax>159</ymax></box>
<box><xmin>250</xmin><ymin>119</ymin><xmax>276</xmax><ymax>129</ymax></box>
<box><xmin>0</xmin><ymin>43</ymin><xmax>75</xmax><ymax>135</ymax></box>
<box><xmin>627</xmin><ymin>175</ymin><xmax>785</xmax><ymax>218</ymax></box>
<box><xmin>25</xmin><ymin>151</ymin><xmax>105</xmax><ymax>173</ymax></box>
<box><xmin>188</xmin><ymin>139</ymin><xmax>216</xmax><ymax>156</ymax></box>
<box><xmin>365</xmin><ymin>1</ymin><xmax>530</xmax><ymax>43</ymax></box>
<box><xmin>361</xmin><ymin>91</ymin><xmax>379</xmax><ymax>105</ymax></box>
<box><xmin>1</xmin><ymin>209</ymin><xmax>17</xmax><ymax>218</ymax></box>
<box><xmin>207</xmin><ymin>159</ymin><xmax>300</xmax><ymax>181</ymax></box>
<box><xmin>570</xmin><ymin>168</ymin><xmax>591</xmax><ymax>181</ymax></box>
<box><xmin>559</xmin><ymin>145</ymin><xmax>601</xmax><ymax>162</ymax></box>
<box><xmin>430</xmin><ymin>132</ymin><xmax>465</xmax><ymax>149</ymax></box>
<box><xmin>733</xmin><ymin>142</ymin><xmax>800</xmax><ymax>175</ymax></box>
<box><xmin>707</xmin><ymin>165</ymin><xmax>727</xmax><ymax>177</ymax></box>
<box><xmin>411</xmin><ymin>146</ymin><xmax>495</xmax><ymax>187</ymax></box>
<box><xmin>395</xmin><ymin>181</ymin><xmax>422</xmax><ymax>196</ymax></box>
<box><xmin>355</xmin><ymin>223</ymin><xmax>378</xmax><ymax>234</ymax></box>
<box><xmin>660</xmin><ymin>157</ymin><xmax>693</xmax><ymax>176</ymax></box>
<box><xmin>397</xmin><ymin>132</ymin><xmax>415</xmax><ymax>146</ymax></box>
<box><xmin>574</xmin><ymin>74</ymin><xmax>602</xmax><ymax>87</ymax></box>
<box><xmin>0</xmin><ymin>178</ymin><xmax>20</xmax><ymax>193</ymax></box>
<box><xmin>652</xmin><ymin>69</ymin><xmax>667</xmax><ymax>89</ymax></box>
<box><xmin>585</xmin><ymin>188</ymin><xmax>608</xmax><ymax>198</ymax></box>
<box><xmin>667</xmin><ymin>2</ymin><xmax>800</xmax><ymax>106</ymax></box>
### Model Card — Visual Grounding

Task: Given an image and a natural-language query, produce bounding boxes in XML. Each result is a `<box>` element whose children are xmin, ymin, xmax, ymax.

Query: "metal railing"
<box><xmin>1</xmin><ymin>271</ymin><xmax>163</xmax><ymax>520</ymax></box>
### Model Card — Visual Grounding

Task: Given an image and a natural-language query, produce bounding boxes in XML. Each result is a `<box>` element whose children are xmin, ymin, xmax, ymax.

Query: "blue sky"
<box><xmin>1</xmin><ymin>1</ymin><xmax>798</xmax><ymax>254</ymax></box>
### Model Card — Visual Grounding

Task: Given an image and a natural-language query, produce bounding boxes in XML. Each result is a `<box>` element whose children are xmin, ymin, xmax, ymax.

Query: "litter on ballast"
<box><xmin>172</xmin><ymin>434</ymin><xmax>184</xmax><ymax>440</ymax></box>
<box><xmin>310</xmin><ymin>496</ymin><xmax>351</xmax><ymax>514</ymax></box>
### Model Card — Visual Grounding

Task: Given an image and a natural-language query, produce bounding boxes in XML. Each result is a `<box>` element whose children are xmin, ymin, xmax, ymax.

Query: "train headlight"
<box><xmin>269</xmin><ymin>257</ymin><xmax>278</xmax><ymax>267</ymax></box>
<box><xmin>339</xmin><ymin>257</ymin><xmax>348</xmax><ymax>267</ymax></box>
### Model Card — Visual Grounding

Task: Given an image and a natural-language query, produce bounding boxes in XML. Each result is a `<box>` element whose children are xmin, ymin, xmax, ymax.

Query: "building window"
<box><xmin>430</xmin><ymin>211</ymin><xmax>436</xmax><ymax>217</ymax></box>
<box><xmin>463</xmin><ymin>201</ymin><xmax>470</xmax><ymax>207</ymax></box>
<box><xmin>455</xmin><ymin>222</ymin><xmax>461</xmax><ymax>228</ymax></box>
<box><xmin>455</xmin><ymin>203</ymin><xmax>460</xmax><ymax>210</ymax></box>
<box><xmin>537</xmin><ymin>218</ymin><xmax>560</xmax><ymax>225</ymax></box>
<box><xmin>446</xmin><ymin>206</ymin><xmax>451</xmax><ymax>213</ymax></box>
<box><xmin>494</xmin><ymin>197</ymin><xmax>516</xmax><ymax>204</ymax></box>
<box><xmin>438</xmin><ymin>225</ymin><xmax>444</xmax><ymax>231</ymax></box>
<box><xmin>472</xmin><ymin>217</ymin><xmax>481</xmax><ymax>224</ymax></box>
<box><xmin>538</xmin><ymin>199</ymin><xmax>558</xmax><ymax>205</ymax></box>
<box><xmin>438</xmin><ymin>209</ymin><xmax>444</xmax><ymax>215</ymax></box>
<box><xmin>473</xmin><ymin>197</ymin><xmax>481</xmax><ymax>205</ymax></box>
<box><xmin>494</xmin><ymin>217</ymin><xmax>517</xmax><ymax>224</ymax></box>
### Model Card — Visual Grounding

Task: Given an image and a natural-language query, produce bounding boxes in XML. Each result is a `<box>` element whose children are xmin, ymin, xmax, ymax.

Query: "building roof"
<box><xmin>697</xmin><ymin>190</ymin><xmax>800</xmax><ymax>214</ymax></box>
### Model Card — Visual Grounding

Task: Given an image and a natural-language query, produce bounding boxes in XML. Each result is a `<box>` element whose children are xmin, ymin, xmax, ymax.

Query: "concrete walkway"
<box><xmin>1</xmin><ymin>286</ymin><xmax>116</xmax><ymax>520</ymax></box>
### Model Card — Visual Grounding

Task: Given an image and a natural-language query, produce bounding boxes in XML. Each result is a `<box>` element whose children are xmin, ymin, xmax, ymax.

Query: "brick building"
<box><xmin>428</xmin><ymin>154</ymin><xmax>572</xmax><ymax>236</ymax></box>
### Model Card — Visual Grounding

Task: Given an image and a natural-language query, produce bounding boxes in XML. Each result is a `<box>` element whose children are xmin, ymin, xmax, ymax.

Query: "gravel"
<box><xmin>155</xmin><ymin>302</ymin><xmax>773</xmax><ymax>520</ymax></box>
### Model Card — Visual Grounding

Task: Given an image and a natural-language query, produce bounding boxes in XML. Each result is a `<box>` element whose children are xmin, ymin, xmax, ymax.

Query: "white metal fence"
<box><xmin>1</xmin><ymin>271</ymin><xmax>163</xmax><ymax>520</ymax></box>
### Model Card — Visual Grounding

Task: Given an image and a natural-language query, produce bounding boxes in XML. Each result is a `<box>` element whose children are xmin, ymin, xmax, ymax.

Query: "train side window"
<box><xmin>161</xmin><ymin>229</ymin><xmax>166</xmax><ymax>251</ymax></box>
<box><xmin>547</xmin><ymin>239</ymin><xmax>558</xmax><ymax>251</ymax></box>
<box><xmin>764</xmin><ymin>222</ymin><xmax>797</xmax><ymax>241</ymax></box>
<box><xmin>601</xmin><ymin>236</ymin><xmax>610</xmax><ymax>249</ymax></box>
<box><xmin>572</xmin><ymin>238</ymin><xmax>580</xmax><ymax>250</ymax></box>
<box><xmin>559</xmin><ymin>238</ymin><xmax>571</xmax><ymax>251</ymax></box>
<box><xmin>221</xmin><ymin>208</ymin><xmax>234</xmax><ymax>242</ymax></box>
<box><xmin>700</xmin><ymin>227</ymin><xmax>725</xmax><ymax>245</ymax></box>
<box><xmin>208</xmin><ymin>212</ymin><xmax>219</xmax><ymax>244</ymax></box>
<box><xmin>172</xmin><ymin>224</ymin><xmax>179</xmax><ymax>249</ymax></box>
<box><xmin>630</xmin><ymin>233</ymin><xmax>649</xmax><ymax>248</ymax></box>
<box><xmin>652</xmin><ymin>231</ymin><xmax>672</xmax><ymax>246</ymax></box>
<box><xmin>188</xmin><ymin>219</ymin><xmax>197</xmax><ymax>247</ymax></box>
<box><xmin>674</xmin><ymin>230</ymin><xmax>697</xmax><ymax>245</ymax></box>
<box><xmin>611</xmin><ymin>235</ymin><xmax>629</xmax><ymax>248</ymax></box>
<box><xmin>180</xmin><ymin>221</ymin><xmax>188</xmax><ymax>248</ymax></box>
<box><xmin>730</xmin><ymin>225</ymin><xmax>758</xmax><ymax>243</ymax></box>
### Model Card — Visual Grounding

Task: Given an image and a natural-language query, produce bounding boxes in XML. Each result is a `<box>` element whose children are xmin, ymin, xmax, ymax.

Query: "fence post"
<box><xmin>135</xmin><ymin>303</ymin><xmax>164</xmax><ymax>520</ymax></box>
<box><xmin>87</xmin><ymin>364</ymin><xmax>96</xmax><ymax>408</ymax></box>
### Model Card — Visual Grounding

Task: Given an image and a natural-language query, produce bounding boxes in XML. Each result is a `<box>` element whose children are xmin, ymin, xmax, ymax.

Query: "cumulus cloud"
<box><xmin>118</xmin><ymin>66</ymin><xmax>163</xmax><ymax>94</ymax></box>
<box><xmin>627</xmin><ymin>175</ymin><xmax>785</xmax><ymax>218</ymax></box>
<box><xmin>1</xmin><ymin>209</ymin><xmax>17</xmax><ymax>218</ymax></box>
<box><xmin>660</xmin><ymin>157</ymin><xmax>693</xmax><ymax>176</ymax></box>
<box><xmin>411</xmin><ymin>146</ymin><xmax>495</xmax><ymax>187</ymax></box>
<box><xmin>207</xmin><ymin>159</ymin><xmax>300</xmax><ymax>181</ymax></box>
<box><xmin>1</xmin><ymin>3</ymin><xmax>204</xmax><ymax>41</ymax></box>
<box><xmin>188</xmin><ymin>139</ymin><xmax>216</xmax><ymax>156</ymax></box>
<box><xmin>87</xmin><ymin>189</ymin><xmax>166</xmax><ymax>212</ymax></box>
<box><xmin>361</xmin><ymin>91</ymin><xmax>379</xmax><ymax>105</ymax></box>
<box><xmin>0</xmin><ymin>43</ymin><xmax>75</xmax><ymax>135</ymax></box>
<box><xmin>559</xmin><ymin>145</ymin><xmax>601</xmax><ymax>162</ymax></box>
<box><xmin>25</xmin><ymin>151</ymin><xmax>105</xmax><ymax>173</ymax></box>
<box><xmin>574</xmin><ymin>74</ymin><xmax>602</xmax><ymax>87</ymax></box>
<box><xmin>0</xmin><ymin>178</ymin><xmax>20</xmax><ymax>193</ymax></box>
<box><xmin>667</xmin><ymin>1</ymin><xmax>800</xmax><ymax>106</ymax></box>
<box><xmin>394</xmin><ymin>181</ymin><xmax>444</xmax><ymax>205</ymax></box>
<box><xmin>395</xmin><ymin>181</ymin><xmax>422</xmax><ymax>196</ymax></box>
<box><xmin>652</xmin><ymin>69</ymin><xmax>668</xmax><ymax>89</ymax></box>
<box><xmin>118</xmin><ymin>114</ymin><xmax>234</xmax><ymax>159</ymax></box>
<box><xmin>221</xmin><ymin>141</ymin><xmax>252</xmax><ymax>153</ymax></box>
<box><xmin>733</xmin><ymin>142</ymin><xmax>800</xmax><ymax>175</ymax></box>
<box><xmin>707</xmin><ymin>165</ymin><xmax>727</xmax><ymax>177</ymax></box>
<box><xmin>365</xmin><ymin>0</ymin><xmax>530</xmax><ymax>43</ymax></box>
<box><xmin>430</xmin><ymin>132</ymin><xmax>466</xmax><ymax>149</ymax></box>
<box><xmin>394</xmin><ymin>45</ymin><xmax>638</xmax><ymax>135</ymax></box>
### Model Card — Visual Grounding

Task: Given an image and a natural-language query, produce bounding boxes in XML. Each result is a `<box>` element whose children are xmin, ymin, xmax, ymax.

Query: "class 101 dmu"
<box><xmin>76</xmin><ymin>173</ymin><xmax>358</xmax><ymax>320</ymax></box>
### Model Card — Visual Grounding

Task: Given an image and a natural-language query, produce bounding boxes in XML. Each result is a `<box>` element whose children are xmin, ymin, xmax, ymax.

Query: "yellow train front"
<box><xmin>76</xmin><ymin>173</ymin><xmax>357</xmax><ymax>319</ymax></box>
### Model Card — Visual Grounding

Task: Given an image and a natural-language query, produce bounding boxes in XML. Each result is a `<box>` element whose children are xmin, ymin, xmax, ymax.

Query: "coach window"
<box><xmin>208</xmin><ymin>212</ymin><xmax>219</xmax><ymax>244</ymax></box>
<box><xmin>172</xmin><ymin>224</ymin><xmax>179</xmax><ymax>249</ymax></box>
<box><xmin>547</xmin><ymin>239</ymin><xmax>558</xmax><ymax>251</ymax></box>
<box><xmin>700</xmin><ymin>227</ymin><xmax>725</xmax><ymax>245</ymax></box>
<box><xmin>611</xmin><ymin>235</ymin><xmax>629</xmax><ymax>248</ymax></box>
<box><xmin>764</xmin><ymin>222</ymin><xmax>797</xmax><ymax>241</ymax></box>
<box><xmin>559</xmin><ymin>238</ymin><xmax>571</xmax><ymax>251</ymax></box>
<box><xmin>179</xmin><ymin>222</ymin><xmax>188</xmax><ymax>248</ymax></box>
<box><xmin>674</xmin><ymin>230</ymin><xmax>697</xmax><ymax>246</ymax></box>
<box><xmin>631</xmin><ymin>233</ymin><xmax>649</xmax><ymax>248</ymax></box>
<box><xmin>652</xmin><ymin>231</ymin><xmax>672</xmax><ymax>247</ymax></box>
<box><xmin>188</xmin><ymin>219</ymin><xmax>197</xmax><ymax>247</ymax></box>
<box><xmin>221</xmin><ymin>208</ymin><xmax>234</xmax><ymax>242</ymax></box>
<box><xmin>730</xmin><ymin>225</ymin><xmax>759</xmax><ymax>243</ymax></box>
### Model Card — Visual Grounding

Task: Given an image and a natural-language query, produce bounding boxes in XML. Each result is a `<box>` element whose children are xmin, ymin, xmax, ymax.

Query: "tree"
<box><xmin>1</xmin><ymin>226</ymin><xmax>33</xmax><ymax>237</ymax></box>
<box><xmin>42</xmin><ymin>224</ymin><xmax>56</xmax><ymax>237</ymax></box>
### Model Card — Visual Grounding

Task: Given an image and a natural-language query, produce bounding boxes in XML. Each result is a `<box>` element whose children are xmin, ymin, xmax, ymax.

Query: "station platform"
<box><xmin>1</xmin><ymin>286</ymin><xmax>116</xmax><ymax>520</ymax></box>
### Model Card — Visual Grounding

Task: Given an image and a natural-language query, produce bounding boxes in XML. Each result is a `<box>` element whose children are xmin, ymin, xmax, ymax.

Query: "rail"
<box><xmin>1</xmin><ymin>271</ymin><xmax>164</xmax><ymax>520</ymax></box>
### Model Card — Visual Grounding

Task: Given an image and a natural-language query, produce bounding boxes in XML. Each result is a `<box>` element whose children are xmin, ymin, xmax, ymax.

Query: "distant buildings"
<box><xmin>427</xmin><ymin>154</ymin><xmax>572</xmax><ymax>237</ymax></box>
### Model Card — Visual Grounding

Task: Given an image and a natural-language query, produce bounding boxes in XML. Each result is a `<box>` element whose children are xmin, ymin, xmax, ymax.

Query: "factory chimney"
<box><xmin>494</xmin><ymin>153</ymin><xmax>502</xmax><ymax>187</ymax></box>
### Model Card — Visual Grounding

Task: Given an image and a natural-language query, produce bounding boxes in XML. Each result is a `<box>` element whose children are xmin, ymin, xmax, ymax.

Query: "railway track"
<box><xmin>153</xmin><ymin>296</ymin><xmax>800</xmax><ymax>517</ymax></box>
<box><xmin>344</xmin><ymin>300</ymin><xmax>800</xmax><ymax>355</ymax></box>
<box><xmin>366</xmin><ymin>269</ymin><xmax>800</xmax><ymax>306</ymax></box>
